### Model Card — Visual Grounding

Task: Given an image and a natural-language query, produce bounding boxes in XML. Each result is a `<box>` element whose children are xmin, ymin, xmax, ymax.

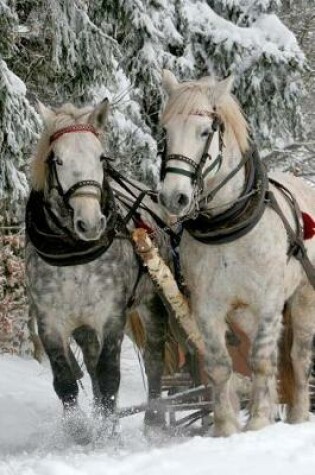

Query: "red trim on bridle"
<box><xmin>49</xmin><ymin>124</ymin><xmax>99</xmax><ymax>144</ymax></box>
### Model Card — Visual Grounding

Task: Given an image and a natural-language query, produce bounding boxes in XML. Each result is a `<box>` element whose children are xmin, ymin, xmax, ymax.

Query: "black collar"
<box><xmin>26</xmin><ymin>186</ymin><xmax>118</xmax><ymax>266</ymax></box>
<box><xmin>183</xmin><ymin>147</ymin><xmax>269</xmax><ymax>244</ymax></box>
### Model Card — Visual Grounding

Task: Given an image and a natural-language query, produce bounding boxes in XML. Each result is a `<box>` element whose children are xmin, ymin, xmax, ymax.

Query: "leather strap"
<box><xmin>267</xmin><ymin>182</ymin><xmax>315</xmax><ymax>289</ymax></box>
<box><xmin>184</xmin><ymin>146</ymin><xmax>268</xmax><ymax>244</ymax></box>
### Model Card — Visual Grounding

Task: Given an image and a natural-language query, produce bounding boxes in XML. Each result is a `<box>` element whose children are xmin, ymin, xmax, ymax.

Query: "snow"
<box><xmin>182</xmin><ymin>3</ymin><xmax>303</xmax><ymax>61</ymax></box>
<box><xmin>2</xmin><ymin>339</ymin><xmax>315</xmax><ymax>475</ymax></box>
<box><xmin>1</xmin><ymin>60</ymin><xmax>27</xmax><ymax>96</ymax></box>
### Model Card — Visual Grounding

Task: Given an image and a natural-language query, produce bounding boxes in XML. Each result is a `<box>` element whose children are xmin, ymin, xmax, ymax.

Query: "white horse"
<box><xmin>158</xmin><ymin>70</ymin><xmax>315</xmax><ymax>436</ymax></box>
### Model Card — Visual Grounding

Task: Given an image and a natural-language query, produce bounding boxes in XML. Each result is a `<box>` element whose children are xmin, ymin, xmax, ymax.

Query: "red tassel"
<box><xmin>134</xmin><ymin>217</ymin><xmax>154</xmax><ymax>235</ymax></box>
<box><xmin>302</xmin><ymin>212</ymin><xmax>315</xmax><ymax>240</ymax></box>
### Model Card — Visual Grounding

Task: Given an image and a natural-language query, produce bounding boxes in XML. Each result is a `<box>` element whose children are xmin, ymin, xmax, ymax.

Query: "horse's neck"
<box><xmin>203</xmin><ymin>138</ymin><xmax>245</xmax><ymax>216</ymax></box>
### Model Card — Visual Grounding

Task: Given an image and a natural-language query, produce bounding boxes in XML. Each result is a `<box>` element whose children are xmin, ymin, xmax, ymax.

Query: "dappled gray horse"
<box><xmin>25</xmin><ymin>100</ymin><xmax>168</xmax><ymax>442</ymax></box>
<box><xmin>158</xmin><ymin>70</ymin><xmax>315</xmax><ymax>436</ymax></box>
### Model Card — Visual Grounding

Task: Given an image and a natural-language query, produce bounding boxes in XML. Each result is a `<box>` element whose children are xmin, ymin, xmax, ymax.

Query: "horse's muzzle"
<box><xmin>159</xmin><ymin>190</ymin><xmax>190</xmax><ymax>216</ymax></box>
<box><xmin>74</xmin><ymin>214</ymin><xmax>106</xmax><ymax>241</ymax></box>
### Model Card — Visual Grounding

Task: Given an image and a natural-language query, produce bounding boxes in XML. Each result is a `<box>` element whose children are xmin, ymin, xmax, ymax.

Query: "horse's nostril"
<box><xmin>77</xmin><ymin>219</ymin><xmax>87</xmax><ymax>233</ymax></box>
<box><xmin>177</xmin><ymin>193</ymin><xmax>189</xmax><ymax>207</ymax></box>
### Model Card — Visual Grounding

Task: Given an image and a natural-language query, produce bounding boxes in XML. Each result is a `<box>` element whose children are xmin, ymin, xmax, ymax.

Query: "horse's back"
<box><xmin>269</xmin><ymin>171</ymin><xmax>315</xmax><ymax>214</ymax></box>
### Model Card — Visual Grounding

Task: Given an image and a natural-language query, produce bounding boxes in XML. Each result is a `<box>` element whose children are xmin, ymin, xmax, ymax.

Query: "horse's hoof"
<box><xmin>63</xmin><ymin>405</ymin><xmax>92</xmax><ymax>445</ymax></box>
<box><xmin>213</xmin><ymin>420</ymin><xmax>240</xmax><ymax>437</ymax></box>
<box><xmin>244</xmin><ymin>416</ymin><xmax>271</xmax><ymax>432</ymax></box>
<box><xmin>287</xmin><ymin>411</ymin><xmax>310</xmax><ymax>424</ymax></box>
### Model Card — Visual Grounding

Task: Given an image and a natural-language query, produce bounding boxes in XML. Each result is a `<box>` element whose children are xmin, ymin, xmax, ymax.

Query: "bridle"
<box><xmin>160</xmin><ymin>110</ymin><xmax>259</xmax><ymax>221</ymax></box>
<box><xmin>47</xmin><ymin>124</ymin><xmax>105</xmax><ymax>209</ymax></box>
<box><xmin>161</xmin><ymin>110</ymin><xmax>224</xmax><ymax>195</ymax></box>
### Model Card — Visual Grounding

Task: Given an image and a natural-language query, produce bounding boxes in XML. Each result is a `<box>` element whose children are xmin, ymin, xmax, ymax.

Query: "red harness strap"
<box><xmin>302</xmin><ymin>212</ymin><xmax>315</xmax><ymax>240</ymax></box>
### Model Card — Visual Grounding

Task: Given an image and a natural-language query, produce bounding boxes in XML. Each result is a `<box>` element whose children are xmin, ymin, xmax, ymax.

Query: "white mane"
<box><xmin>31</xmin><ymin>104</ymin><xmax>95</xmax><ymax>191</ymax></box>
<box><xmin>161</xmin><ymin>79</ymin><xmax>249</xmax><ymax>153</ymax></box>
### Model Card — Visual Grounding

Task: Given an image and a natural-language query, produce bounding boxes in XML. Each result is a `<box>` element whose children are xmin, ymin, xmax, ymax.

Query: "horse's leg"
<box><xmin>246</xmin><ymin>310</ymin><xmax>282</xmax><ymax>431</ymax></box>
<box><xmin>95</xmin><ymin>317</ymin><xmax>126</xmax><ymax>418</ymax></box>
<box><xmin>37</xmin><ymin>316</ymin><xmax>91</xmax><ymax>444</ymax></box>
<box><xmin>198</xmin><ymin>313</ymin><xmax>239</xmax><ymax>437</ymax></box>
<box><xmin>37</xmin><ymin>318</ymin><xmax>78</xmax><ymax>405</ymax></box>
<box><xmin>287</xmin><ymin>285</ymin><xmax>315</xmax><ymax>423</ymax></box>
<box><xmin>73</xmin><ymin>325</ymin><xmax>102</xmax><ymax>400</ymax></box>
<box><xmin>141</xmin><ymin>296</ymin><xmax>167</xmax><ymax>427</ymax></box>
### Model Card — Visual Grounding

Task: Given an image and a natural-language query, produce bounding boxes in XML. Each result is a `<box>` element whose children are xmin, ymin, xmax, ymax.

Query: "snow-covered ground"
<box><xmin>2</xmin><ymin>339</ymin><xmax>315</xmax><ymax>475</ymax></box>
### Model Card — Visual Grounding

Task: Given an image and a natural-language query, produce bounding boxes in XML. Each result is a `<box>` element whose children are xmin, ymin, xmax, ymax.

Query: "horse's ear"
<box><xmin>213</xmin><ymin>75</ymin><xmax>234</xmax><ymax>103</ymax></box>
<box><xmin>37</xmin><ymin>101</ymin><xmax>55</xmax><ymax>126</ymax></box>
<box><xmin>88</xmin><ymin>98</ymin><xmax>110</xmax><ymax>130</ymax></box>
<box><xmin>162</xmin><ymin>70</ymin><xmax>178</xmax><ymax>95</ymax></box>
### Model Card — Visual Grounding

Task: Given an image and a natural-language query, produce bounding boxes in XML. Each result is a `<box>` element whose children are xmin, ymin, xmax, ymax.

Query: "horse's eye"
<box><xmin>201</xmin><ymin>129</ymin><xmax>210</xmax><ymax>138</ymax></box>
<box><xmin>46</xmin><ymin>151</ymin><xmax>62</xmax><ymax>165</ymax></box>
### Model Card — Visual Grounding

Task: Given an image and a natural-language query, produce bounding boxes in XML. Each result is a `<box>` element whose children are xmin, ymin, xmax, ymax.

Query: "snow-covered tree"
<box><xmin>0</xmin><ymin>0</ymin><xmax>308</xmax><ymax>220</ymax></box>
<box><xmin>0</xmin><ymin>0</ymin><xmax>40</xmax><ymax>224</ymax></box>
<box><xmin>92</xmin><ymin>0</ymin><xmax>306</xmax><ymax>159</ymax></box>
<box><xmin>175</xmin><ymin>0</ymin><xmax>305</xmax><ymax>148</ymax></box>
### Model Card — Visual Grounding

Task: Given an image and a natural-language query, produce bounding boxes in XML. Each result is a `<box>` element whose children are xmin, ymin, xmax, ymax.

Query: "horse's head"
<box><xmin>158</xmin><ymin>70</ymin><xmax>249</xmax><ymax>219</ymax></box>
<box><xmin>32</xmin><ymin>100</ymin><xmax>111</xmax><ymax>241</ymax></box>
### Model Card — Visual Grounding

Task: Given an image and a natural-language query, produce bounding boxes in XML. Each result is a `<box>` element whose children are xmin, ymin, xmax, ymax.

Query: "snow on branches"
<box><xmin>0</xmin><ymin>232</ymin><xmax>33</xmax><ymax>356</ymax></box>
<box><xmin>0</xmin><ymin>60</ymin><xmax>39</xmax><ymax>222</ymax></box>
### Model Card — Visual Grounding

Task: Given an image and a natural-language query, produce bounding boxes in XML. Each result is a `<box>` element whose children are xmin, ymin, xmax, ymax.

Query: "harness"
<box><xmin>161</xmin><ymin>111</ymin><xmax>315</xmax><ymax>289</ymax></box>
<box><xmin>26</xmin><ymin>188</ymin><xmax>117</xmax><ymax>266</ymax></box>
<box><xmin>184</xmin><ymin>146</ymin><xmax>268</xmax><ymax>244</ymax></box>
<box><xmin>26</xmin><ymin>123</ymin><xmax>181</xmax><ymax>307</ymax></box>
<box><xmin>26</xmin><ymin>124</ymin><xmax>120</xmax><ymax>267</ymax></box>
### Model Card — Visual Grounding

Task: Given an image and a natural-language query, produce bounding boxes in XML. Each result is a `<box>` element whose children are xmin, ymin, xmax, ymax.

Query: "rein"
<box><xmin>27</xmin><ymin>124</ymin><xmax>176</xmax><ymax>268</ymax></box>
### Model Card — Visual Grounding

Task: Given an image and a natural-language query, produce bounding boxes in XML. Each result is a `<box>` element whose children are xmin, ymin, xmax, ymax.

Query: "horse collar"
<box><xmin>184</xmin><ymin>147</ymin><xmax>269</xmax><ymax>244</ymax></box>
<box><xmin>26</xmin><ymin>187</ymin><xmax>118</xmax><ymax>267</ymax></box>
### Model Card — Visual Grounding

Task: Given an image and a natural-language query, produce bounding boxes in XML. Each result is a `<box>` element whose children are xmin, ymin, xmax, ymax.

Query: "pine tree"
<box><xmin>91</xmin><ymin>0</ymin><xmax>306</xmax><ymax>163</ymax></box>
<box><xmin>0</xmin><ymin>1</ymin><xmax>39</xmax><ymax>224</ymax></box>
<box><xmin>0</xmin><ymin>0</ymin><xmax>307</xmax><ymax>219</ymax></box>
<box><xmin>177</xmin><ymin>0</ymin><xmax>305</xmax><ymax>147</ymax></box>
